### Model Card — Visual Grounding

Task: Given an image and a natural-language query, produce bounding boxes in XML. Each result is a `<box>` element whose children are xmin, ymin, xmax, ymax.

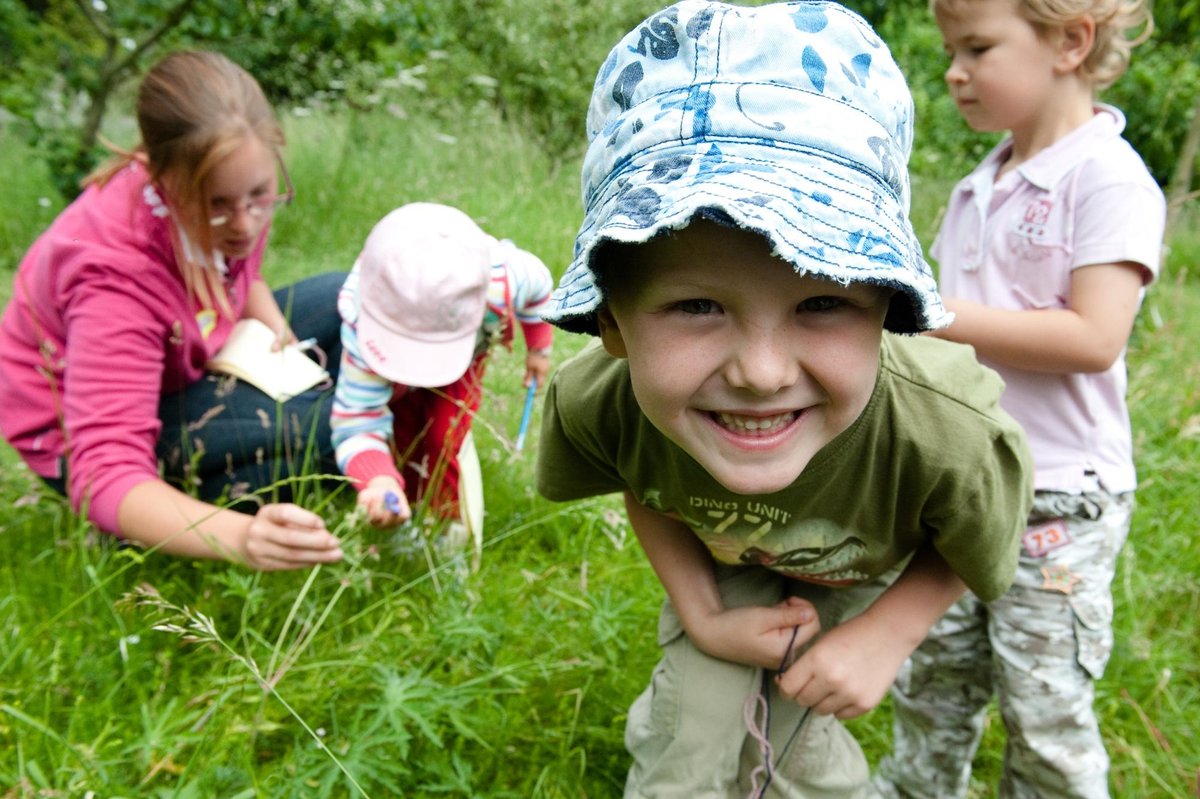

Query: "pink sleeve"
<box><xmin>344</xmin><ymin>450</ymin><xmax>405</xmax><ymax>492</ymax></box>
<box><xmin>520</xmin><ymin>320</ymin><xmax>554</xmax><ymax>351</ymax></box>
<box><xmin>62</xmin><ymin>271</ymin><xmax>185</xmax><ymax>532</ymax></box>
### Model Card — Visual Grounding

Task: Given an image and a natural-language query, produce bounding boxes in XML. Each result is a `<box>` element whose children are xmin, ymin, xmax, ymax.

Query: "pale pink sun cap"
<box><xmin>356</xmin><ymin>203</ymin><xmax>492</xmax><ymax>387</ymax></box>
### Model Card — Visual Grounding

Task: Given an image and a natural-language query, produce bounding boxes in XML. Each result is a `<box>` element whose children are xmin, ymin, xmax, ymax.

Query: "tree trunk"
<box><xmin>1166</xmin><ymin>91</ymin><xmax>1200</xmax><ymax>237</ymax></box>
<box><xmin>68</xmin><ymin>0</ymin><xmax>201</xmax><ymax>181</ymax></box>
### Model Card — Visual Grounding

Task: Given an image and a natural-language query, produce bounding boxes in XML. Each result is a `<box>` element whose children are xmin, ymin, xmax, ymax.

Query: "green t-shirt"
<box><xmin>537</xmin><ymin>334</ymin><xmax>1032</xmax><ymax>602</ymax></box>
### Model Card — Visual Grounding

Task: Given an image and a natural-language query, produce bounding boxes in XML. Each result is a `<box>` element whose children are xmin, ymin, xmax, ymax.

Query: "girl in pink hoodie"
<box><xmin>0</xmin><ymin>51</ymin><xmax>345</xmax><ymax>570</ymax></box>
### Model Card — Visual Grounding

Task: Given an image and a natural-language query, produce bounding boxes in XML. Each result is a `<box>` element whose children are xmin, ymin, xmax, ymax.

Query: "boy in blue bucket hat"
<box><xmin>536</xmin><ymin>1</ymin><xmax>1033</xmax><ymax>796</ymax></box>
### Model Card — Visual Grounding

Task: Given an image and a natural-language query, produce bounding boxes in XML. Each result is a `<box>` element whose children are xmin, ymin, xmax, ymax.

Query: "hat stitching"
<box><xmin>585</xmin><ymin>148</ymin><xmax>911</xmax><ymax>252</ymax></box>
<box><xmin>588</xmin><ymin>142</ymin><xmax>901</xmax><ymax>219</ymax></box>
<box><xmin>585</xmin><ymin>187</ymin><xmax>906</xmax><ymax>271</ymax></box>
<box><xmin>578</xmin><ymin>202</ymin><xmax>906</xmax><ymax>289</ymax></box>
<box><xmin>588</xmin><ymin>89</ymin><xmax>904</xmax><ymax>211</ymax></box>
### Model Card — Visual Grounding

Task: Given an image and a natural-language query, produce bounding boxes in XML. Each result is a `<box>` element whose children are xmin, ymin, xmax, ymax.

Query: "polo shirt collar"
<box><xmin>978</xmin><ymin>104</ymin><xmax>1126</xmax><ymax>192</ymax></box>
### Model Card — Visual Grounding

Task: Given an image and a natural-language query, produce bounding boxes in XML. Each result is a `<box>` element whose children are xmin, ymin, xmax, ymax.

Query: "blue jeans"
<box><xmin>153</xmin><ymin>272</ymin><xmax>346</xmax><ymax>506</ymax></box>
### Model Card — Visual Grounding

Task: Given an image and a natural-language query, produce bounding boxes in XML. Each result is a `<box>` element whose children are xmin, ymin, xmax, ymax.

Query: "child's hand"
<box><xmin>775</xmin><ymin>610</ymin><xmax>909</xmax><ymax>719</ymax></box>
<box><xmin>524</xmin><ymin>349</ymin><xmax>551</xmax><ymax>389</ymax></box>
<box><xmin>271</xmin><ymin>325</ymin><xmax>298</xmax><ymax>352</ymax></box>
<box><xmin>242</xmin><ymin>503</ymin><xmax>343</xmax><ymax>570</ymax></box>
<box><xmin>358</xmin><ymin>477</ymin><xmax>412</xmax><ymax>528</ymax></box>
<box><xmin>691</xmin><ymin>596</ymin><xmax>821</xmax><ymax>671</ymax></box>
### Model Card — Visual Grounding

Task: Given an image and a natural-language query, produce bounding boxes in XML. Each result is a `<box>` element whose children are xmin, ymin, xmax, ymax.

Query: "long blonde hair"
<box><xmin>86</xmin><ymin>51</ymin><xmax>286</xmax><ymax>315</ymax></box>
<box><xmin>931</xmin><ymin>0</ymin><xmax>1152</xmax><ymax>89</ymax></box>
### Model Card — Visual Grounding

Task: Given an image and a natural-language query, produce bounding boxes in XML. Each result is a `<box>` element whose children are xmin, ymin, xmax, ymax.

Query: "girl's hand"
<box><xmin>271</xmin><ymin>325</ymin><xmax>298</xmax><ymax>352</ymax></box>
<box><xmin>358</xmin><ymin>476</ymin><xmax>412</xmax><ymax>528</ymax></box>
<box><xmin>691</xmin><ymin>596</ymin><xmax>821</xmax><ymax>671</ymax></box>
<box><xmin>524</xmin><ymin>349</ymin><xmax>551</xmax><ymax>389</ymax></box>
<box><xmin>241</xmin><ymin>503</ymin><xmax>343</xmax><ymax>570</ymax></box>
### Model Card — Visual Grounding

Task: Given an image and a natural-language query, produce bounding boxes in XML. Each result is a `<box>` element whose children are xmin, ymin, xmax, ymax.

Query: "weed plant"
<box><xmin>0</xmin><ymin>107</ymin><xmax>1196</xmax><ymax>797</ymax></box>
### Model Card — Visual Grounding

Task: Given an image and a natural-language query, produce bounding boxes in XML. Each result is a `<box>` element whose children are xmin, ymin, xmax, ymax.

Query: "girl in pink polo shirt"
<box><xmin>0</xmin><ymin>51</ymin><xmax>346</xmax><ymax>571</ymax></box>
<box><xmin>875</xmin><ymin>2</ymin><xmax>1165</xmax><ymax>797</ymax></box>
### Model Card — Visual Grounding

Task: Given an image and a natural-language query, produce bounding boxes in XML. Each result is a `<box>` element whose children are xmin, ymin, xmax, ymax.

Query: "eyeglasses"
<box><xmin>208</xmin><ymin>157</ymin><xmax>295</xmax><ymax>227</ymax></box>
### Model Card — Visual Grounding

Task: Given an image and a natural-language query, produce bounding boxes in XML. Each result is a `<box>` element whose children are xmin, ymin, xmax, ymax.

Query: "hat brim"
<box><xmin>547</xmin><ymin>138</ymin><xmax>949</xmax><ymax>336</ymax></box>
<box><xmin>356</xmin><ymin>306</ymin><xmax>478</xmax><ymax>387</ymax></box>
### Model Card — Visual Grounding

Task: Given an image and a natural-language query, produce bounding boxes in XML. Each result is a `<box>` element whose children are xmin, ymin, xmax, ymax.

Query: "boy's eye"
<box><xmin>673</xmin><ymin>298</ymin><xmax>719</xmax><ymax>315</ymax></box>
<box><xmin>799</xmin><ymin>296</ymin><xmax>845</xmax><ymax>313</ymax></box>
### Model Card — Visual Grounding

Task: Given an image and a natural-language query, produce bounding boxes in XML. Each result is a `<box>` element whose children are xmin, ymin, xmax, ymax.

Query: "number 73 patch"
<box><xmin>1022</xmin><ymin>518</ymin><xmax>1071</xmax><ymax>558</ymax></box>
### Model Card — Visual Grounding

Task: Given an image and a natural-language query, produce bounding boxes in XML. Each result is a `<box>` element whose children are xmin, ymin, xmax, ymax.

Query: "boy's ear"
<box><xmin>597</xmin><ymin>307</ymin><xmax>629</xmax><ymax>359</ymax></box>
<box><xmin>1056</xmin><ymin>16</ymin><xmax>1096</xmax><ymax>74</ymax></box>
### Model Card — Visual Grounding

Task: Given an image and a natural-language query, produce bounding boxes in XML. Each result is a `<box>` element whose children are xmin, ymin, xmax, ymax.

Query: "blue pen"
<box><xmin>515</xmin><ymin>377</ymin><xmax>538</xmax><ymax>452</ymax></box>
<box><xmin>383</xmin><ymin>491</ymin><xmax>403</xmax><ymax>514</ymax></box>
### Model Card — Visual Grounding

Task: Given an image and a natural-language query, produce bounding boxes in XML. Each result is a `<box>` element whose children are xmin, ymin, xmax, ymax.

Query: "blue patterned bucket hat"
<box><xmin>545</xmin><ymin>0</ymin><xmax>949</xmax><ymax>334</ymax></box>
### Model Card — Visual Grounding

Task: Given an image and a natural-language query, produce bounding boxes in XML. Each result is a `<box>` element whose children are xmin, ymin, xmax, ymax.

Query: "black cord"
<box><xmin>752</xmin><ymin>624</ymin><xmax>807</xmax><ymax>798</ymax></box>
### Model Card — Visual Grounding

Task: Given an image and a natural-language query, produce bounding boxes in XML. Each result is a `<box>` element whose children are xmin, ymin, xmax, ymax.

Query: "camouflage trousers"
<box><xmin>873</xmin><ymin>489</ymin><xmax>1133</xmax><ymax>799</ymax></box>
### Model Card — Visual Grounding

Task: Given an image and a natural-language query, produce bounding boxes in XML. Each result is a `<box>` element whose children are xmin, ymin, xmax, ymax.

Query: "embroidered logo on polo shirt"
<box><xmin>1016</xmin><ymin>198</ymin><xmax>1053</xmax><ymax>240</ymax></box>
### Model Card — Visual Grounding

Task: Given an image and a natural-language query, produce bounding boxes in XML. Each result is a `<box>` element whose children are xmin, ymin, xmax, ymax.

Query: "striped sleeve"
<box><xmin>500</xmin><ymin>241</ymin><xmax>555</xmax><ymax>351</ymax></box>
<box><xmin>331</xmin><ymin>314</ymin><xmax>403</xmax><ymax>489</ymax></box>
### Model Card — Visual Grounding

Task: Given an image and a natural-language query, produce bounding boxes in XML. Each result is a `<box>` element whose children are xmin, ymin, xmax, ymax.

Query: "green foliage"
<box><xmin>210</xmin><ymin>1</ymin><xmax>433</xmax><ymax>108</ymax></box>
<box><xmin>840</xmin><ymin>0</ymin><xmax>928</xmax><ymax>27</ymax></box>
<box><xmin>0</xmin><ymin>127</ymin><xmax>62</xmax><ymax>291</ymax></box>
<box><xmin>1149</xmin><ymin>0</ymin><xmax>1200</xmax><ymax>46</ymax></box>
<box><xmin>1105</xmin><ymin>41</ymin><xmax>1200</xmax><ymax>190</ymax></box>
<box><xmin>0</xmin><ymin>0</ymin><xmax>203</xmax><ymax>197</ymax></box>
<box><xmin>0</xmin><ymin>0</ymin><xmax>449</xmax><ymax>198</ymax></box>
<box><xmin>419</xmin><ymin>0</ymin><xmax>685</xmax><ymax>158</ymax></box>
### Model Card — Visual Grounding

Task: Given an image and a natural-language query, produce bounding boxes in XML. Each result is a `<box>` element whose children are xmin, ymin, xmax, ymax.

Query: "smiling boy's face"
<box><xmin>597</xmin><ymin>219</ymin><xmax>892</xmax><ymax>495</ymax></box>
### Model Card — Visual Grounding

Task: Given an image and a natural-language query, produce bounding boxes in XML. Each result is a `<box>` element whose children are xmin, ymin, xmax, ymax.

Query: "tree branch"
<box><xmin>104</xmin><ymin>0</ymin><xmax>202</xmax><ymax>84</ymax></box>
<box><xmin>1166</xmin><ymin>91</ymin><xmax>1200</xmax><ymax>238</ymax></box>
<box><xmin>71</xmin><ymin>0</ymin><xmax>114</xmax><ymax>42</ymax></box>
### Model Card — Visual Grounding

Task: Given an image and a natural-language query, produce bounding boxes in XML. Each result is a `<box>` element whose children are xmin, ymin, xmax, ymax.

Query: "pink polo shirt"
<box><xmin>933</xmin><ymin>105</ymin><xmax>1165</xmax><ymax>493</ymax></box>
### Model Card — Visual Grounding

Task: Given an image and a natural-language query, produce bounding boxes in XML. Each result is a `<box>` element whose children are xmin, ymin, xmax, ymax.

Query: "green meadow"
<box><xmin>0</xmin><ymin>106</ymin><xmax>1196</xmax><ymax>797</ymax></box>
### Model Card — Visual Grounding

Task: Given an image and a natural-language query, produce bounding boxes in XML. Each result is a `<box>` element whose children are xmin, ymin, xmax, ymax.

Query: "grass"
<box><xmin>1</xmin><ymin>107</ymin><xmax>1198</xmax><ymax>797</ymax></box>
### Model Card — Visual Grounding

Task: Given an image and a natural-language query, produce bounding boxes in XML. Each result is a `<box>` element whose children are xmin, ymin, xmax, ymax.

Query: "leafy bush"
<box><xmin>215</xmin><ymin>1</ymin><xmax>433</xmax><ymax>108</ymax></box>
<box><xmin>417</xmin><ymin>0</ymin><xmax>695</xmax><ymax>158</ymax></box>
<box><xmin>1106</xmin><ymin>42</ymin><xmax>1200</xmax><ymax>189</ymax></box>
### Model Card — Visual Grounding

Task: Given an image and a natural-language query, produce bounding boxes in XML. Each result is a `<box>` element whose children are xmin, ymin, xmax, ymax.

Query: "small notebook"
<box><xmin>207</xmin><ymin>318</ymin><xmax>329</xmax><ymax>402</ymax></box>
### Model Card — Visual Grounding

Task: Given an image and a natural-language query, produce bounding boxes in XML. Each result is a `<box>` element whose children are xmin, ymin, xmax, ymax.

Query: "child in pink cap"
<box><xmin>331</xmin><ymin>203</ymin><xmax>554</xmax><ymax>538</ymax></box>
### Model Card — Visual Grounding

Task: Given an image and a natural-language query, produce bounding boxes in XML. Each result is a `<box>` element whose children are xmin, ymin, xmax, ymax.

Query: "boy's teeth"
<box><xmin>716</xmin><ymin>412</ymin><xmax>794</xmax><ymax>433</ymax></box>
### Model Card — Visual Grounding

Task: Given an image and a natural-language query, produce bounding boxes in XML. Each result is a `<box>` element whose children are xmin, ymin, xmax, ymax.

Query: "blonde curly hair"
<box><xmin>931</xmin><ymin>0</ymin><xmax>1153</xmax><ymax>89</ymax></box>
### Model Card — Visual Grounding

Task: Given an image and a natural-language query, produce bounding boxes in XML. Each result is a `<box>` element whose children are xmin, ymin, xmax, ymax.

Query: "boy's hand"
<box><xmin>358</xmin><ymin>477</ymin><xmax>412</xmax><ymax>528</ymax></box>
<box><xmin>775</xmin><ymin>609</ymin><xmax>908</xmax><ymax>719</ymax></box>
<box><xmin>692</xmin><ymin>596</ymin><xmax>821</xmax><ymax>671</ymax></box>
